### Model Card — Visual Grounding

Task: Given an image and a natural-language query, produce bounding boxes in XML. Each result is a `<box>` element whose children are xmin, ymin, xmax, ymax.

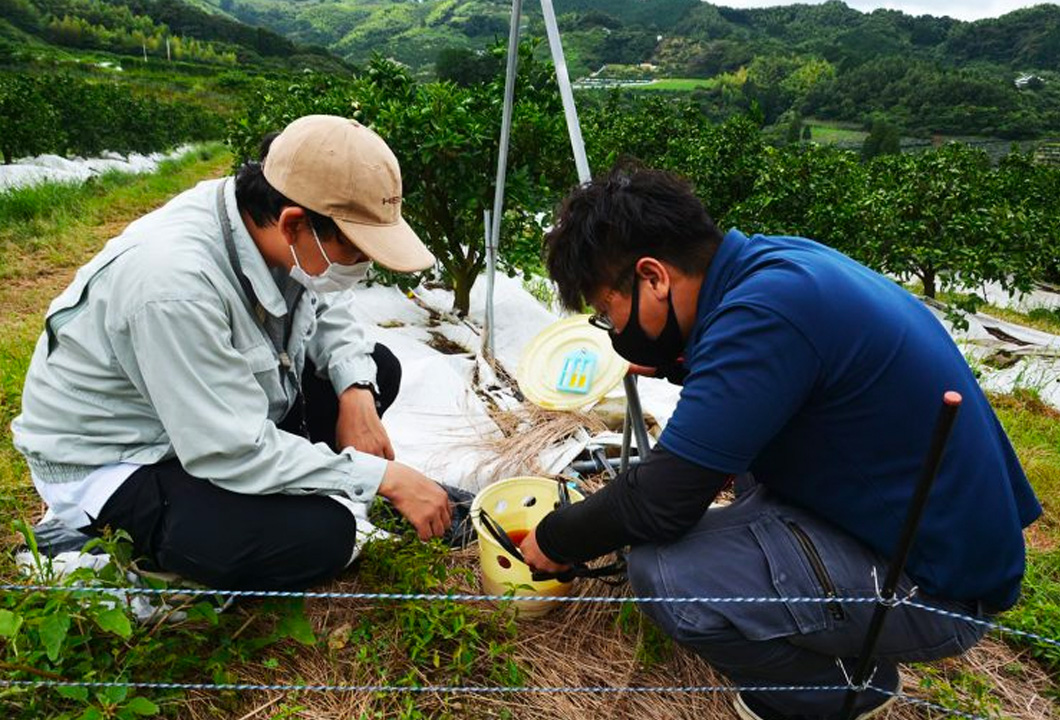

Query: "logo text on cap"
<box><xmin>382</xmin><ymin>196</ymin><xmax>402</xmax><ymax>206</ymax></box>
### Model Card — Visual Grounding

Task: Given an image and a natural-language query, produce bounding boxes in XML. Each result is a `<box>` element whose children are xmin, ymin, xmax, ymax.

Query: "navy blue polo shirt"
<box><xmin>660</xmin><ymin>230</ymin><xmax>1041</xmax><ymax>610</ymax></box>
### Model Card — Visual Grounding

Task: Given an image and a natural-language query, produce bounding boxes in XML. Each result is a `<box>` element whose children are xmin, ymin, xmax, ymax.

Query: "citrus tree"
<box><xmin>865</xmin><ymin>143</ymin><xmax>1042</xmax><ymax>299</ymax></box>
<box><xmin>231</xmin><ymin>43</ymin><xmax>572</xmax><ymax>315</ymax></box>
<box><xmin>727</xmin><ymin>143</ymin><xmax>875</xmax><ymax>264</ymax></box>
<box><xmin>0</xmin><ymin>72</ymin><xmax>222</xmax><ymax>162</ymax></box>
<box><xmin>581</xmin><ymin>93</ymin><xmax>764</xmax><ymax>222</ymax></box>
<box><xmin>0</xmin><ymin>75</ymin><xmax>62</xmax><ymax>164</ymax></box>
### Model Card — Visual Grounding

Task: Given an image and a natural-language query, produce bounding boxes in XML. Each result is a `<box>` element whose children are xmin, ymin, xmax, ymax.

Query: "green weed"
<box><xmin>0</xmin><ymin>524</ymin><xmax>278</xmax><ymax>720</ymax></box>
<box><xmin>522</xmin><ymin>274</ymin><xmax>556</xmax><ymax>309</ymax></box>
<box><xmin>916</xmin><ymin>665</ymin><xmax>1005</xmax><ymax>718</ymax></box>
<box><xmin>985</xmin><ymin>305</ymin><xmax>1060</xmax><ymax>336</ymax></box>
<box><xmin>0</xmin><ymin>181</ymin><xmax>86</xmax><ymax>229</ymax></box>
<box><xmin>616</xmin><ymin>600</ymin><xmax>674</xmax><ymax>668</ymax></box>
<box><xmin>355</xmin><ymin>515</ymin><xmax>525</xmax><ymax>691</ymax></box>
<box><xmin>1000</xmin><ymin>548</ymin><xmax>1060</xmax><ymax>673</ymax></box>
<box><xmin>991</xmin><ymin>390</ymin><xmax>1060</xmax><ymax>529</ymax></box>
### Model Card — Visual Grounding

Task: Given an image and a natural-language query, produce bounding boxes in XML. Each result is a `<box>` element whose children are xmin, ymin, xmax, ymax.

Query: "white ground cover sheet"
<box><xmin>935</xmin><ymin>285</ymin><xmax>1060</xmax><ymax>410</ymax></box>
<box><xmin>349</xmin><ymin>274</ymin><xmax>680</xmax><ymax>493</ymax></box>
<box><xmin>0</xmin><ymin>146</ymin><xmax>196</xmax><ymax>192</ymax></box>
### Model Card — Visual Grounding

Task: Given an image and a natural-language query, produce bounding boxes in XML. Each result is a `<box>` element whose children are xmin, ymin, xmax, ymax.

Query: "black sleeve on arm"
<box><xmin>534</xmin><ymin>445</ymin><xmax>730</xmax><ymax>565</ymax></box>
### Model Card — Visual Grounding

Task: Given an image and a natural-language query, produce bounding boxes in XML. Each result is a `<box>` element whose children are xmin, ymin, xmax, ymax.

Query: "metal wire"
<box><xmin>0</xmin><ymin>680</ymin><xmax>847</xmax><ymax>694</ymax></box>
<box><xmin>0</xmin><ymin>679</ymin><xmax>1001</xmax><ymax>720</ymax></box>
<box><xmin>2</xmin><ymin>581</ymin><xmax>1036</xmax><ymax>720</ymax></box>
<box><xmin>905</xmin><ymin>598</ymin><xmax>1060</xmax><ymax>649</ymax></box>
<box><xmin>0</xmin><ymin>583</ymin><xmax>881</xmax><ymax>604</ymax></box>
<box><xmin>3</xmin><ymin>583</ymin><xmax>1058</xmax><ymax>650</ymax></box>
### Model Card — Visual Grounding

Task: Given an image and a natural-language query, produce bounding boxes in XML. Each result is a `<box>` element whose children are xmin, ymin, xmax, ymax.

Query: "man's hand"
<box><xmin>337</xmin><ymin>386</ymin><xmax>395</xmax><ymax>460</ymax></box>
<box><xmin>377</xmin><ymin>462</ymin><xmax>452</xmax><ymax>541</ymax></box>
<box><xmin>518</xmin><ymin>527</ymin><xmax>569</xmax><ymax>575</ymax></box>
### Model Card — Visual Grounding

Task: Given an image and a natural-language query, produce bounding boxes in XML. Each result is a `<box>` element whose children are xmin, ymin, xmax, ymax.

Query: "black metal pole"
<box><xmin>623</xmin><ymin>375</ymin><xmax>652</xmax><ymax>458</ymax></box>
<box><xmin>620</xmin><ymin>405</ymin><xmax>633</xmax><ymax>473</ymax></box>
<box><xmin>839</xmin><ymin>391</ymin><xmax>963</xmax><ymax>720</ymax></box>
<box><xmin>571</xmin><ymin>454</ymin><xmax>640</xmax><ymax>476</ymax></box>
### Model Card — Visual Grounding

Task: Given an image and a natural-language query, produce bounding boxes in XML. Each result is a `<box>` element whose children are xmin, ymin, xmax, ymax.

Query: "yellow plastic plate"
<box><xmin>517</xmin><ymin>314</ymin><xmax>628</xmax><ymax>411</ymax></box>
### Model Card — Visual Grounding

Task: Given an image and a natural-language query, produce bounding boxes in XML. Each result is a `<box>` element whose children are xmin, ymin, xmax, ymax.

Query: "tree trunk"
<box><xmin>451</xmin><ymin>268</ymin><xmax>472</xmax><ymax>317</ymax></box>
<box><xmin>921</xmin><ymin>267</ymin><xmax>937</xmax><ymax>299</ymax></box>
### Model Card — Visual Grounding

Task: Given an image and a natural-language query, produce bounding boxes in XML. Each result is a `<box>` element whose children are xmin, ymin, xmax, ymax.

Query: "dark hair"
<box><xmin>545</xmin><ymin>163</ymin><xmax>722</xmax><ymax>311</ymax></box>
<box><xmin>234</xmin><ymin>131</ymin><xmax>338</xmax><ymax>238</ymax></box>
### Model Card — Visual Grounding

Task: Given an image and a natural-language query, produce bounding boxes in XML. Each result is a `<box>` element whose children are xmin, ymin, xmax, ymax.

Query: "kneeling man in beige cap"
<box><xmin>13</xmin><ymin>115</ymin><xmax>459</xmax><ymax>590</ymax></box>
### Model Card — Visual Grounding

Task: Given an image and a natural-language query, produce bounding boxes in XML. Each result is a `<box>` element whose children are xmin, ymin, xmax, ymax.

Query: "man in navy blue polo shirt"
<box><xmin>518</xmin><ymin>166</ymin><xmax>1041</xmax><ymax>719</ymax></box>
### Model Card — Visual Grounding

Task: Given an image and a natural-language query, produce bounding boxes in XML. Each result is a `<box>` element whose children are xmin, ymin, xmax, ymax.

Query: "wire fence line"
<box><xmin>0</xmin><ymin>680</ymin><xmax>852</xmax><ymax>694</ymax></box>
<box><xmin>2</xmin><ymin>582</ymin><xmax>1058</xmax><ymax>650</ymax></box>
<box><xmin>2</xmin><ymin>582</ymin><xmax>1048</xmax><ymax>720</ymax></box>
<box><xmin>0</xmin><ymin>679</ymin><xmax>999</xmax><ymax>720</ymax></box>
<box><xmin>3</xmin><ymin>583</ymin><xmax>886</xmax><ymax>603</ymax></box>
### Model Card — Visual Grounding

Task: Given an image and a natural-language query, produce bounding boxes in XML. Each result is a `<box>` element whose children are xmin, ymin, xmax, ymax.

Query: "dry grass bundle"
<box><xmin>473</xmin><ymin>405</ymin><xmax>608</xmax><ymax>479</ymax></box>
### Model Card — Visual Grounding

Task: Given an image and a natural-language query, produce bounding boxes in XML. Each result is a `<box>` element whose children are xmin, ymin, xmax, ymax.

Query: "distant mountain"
<box><xmin>0</xmin><ymin>0</ymin><xmax>351</xmax><ymax>71</ymax></box>
<box><xmin>186</xmin><ymin>0</ymin><xmax>1060</xmax><ymax>75</ymax></box>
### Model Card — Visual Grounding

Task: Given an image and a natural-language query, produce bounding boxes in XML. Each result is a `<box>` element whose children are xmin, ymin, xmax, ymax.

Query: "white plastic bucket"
<box><xmin>470</xmin><ymin>476</ymin><xmax>584</xmax><ymax>618</ymax></box>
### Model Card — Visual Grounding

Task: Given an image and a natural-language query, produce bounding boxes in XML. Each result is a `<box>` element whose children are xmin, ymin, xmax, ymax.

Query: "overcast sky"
<box><xmin>714</xmin><ymin>1</ymin><xmax>1055</xmax><ymax>21</ymax></box>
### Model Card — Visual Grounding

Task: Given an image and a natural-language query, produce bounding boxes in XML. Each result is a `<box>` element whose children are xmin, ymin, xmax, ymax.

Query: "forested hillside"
<box><xmin>192</xmin><ymin>0</ymin><xmax>1060</xmax><ymax>74</ymax></box>
<box><xmin>0</xmin><ymin>0</ymin><xmax>353</xmax><ymax>163</ymax></box>
<box><xmin>179</xmin><ymin>0</ymin><xmax>1060</xmax><ymax>139</ymax></box>
<box><xmin>0</xmin><ymin>0</ymin><xmax>348</xmax><ymax>69</ymax></box>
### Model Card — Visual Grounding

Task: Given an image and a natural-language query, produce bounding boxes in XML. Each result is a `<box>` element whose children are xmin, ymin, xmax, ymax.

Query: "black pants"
<box><xmin>86</xmin><ymin>345</ymin><xmax>401</xmax><ymax>591</ymax></box>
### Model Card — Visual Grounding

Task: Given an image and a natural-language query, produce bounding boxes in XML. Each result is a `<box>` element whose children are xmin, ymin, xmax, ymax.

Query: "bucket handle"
<box><xmin>475</xmin><ymin>505</ymin><xmax>627</xmax><ymax>585</ymax></box>
<box><xmin>477</xmin><ymin>507</ymin><xmax>528</xmax><ymax>563</ymax></box>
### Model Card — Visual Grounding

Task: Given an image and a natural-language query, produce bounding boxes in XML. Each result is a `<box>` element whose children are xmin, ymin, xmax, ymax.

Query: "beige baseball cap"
<box><xmin>263</xmin><ymin>114</ymin><xmax>435</xmax><ymax>272</ymax></box>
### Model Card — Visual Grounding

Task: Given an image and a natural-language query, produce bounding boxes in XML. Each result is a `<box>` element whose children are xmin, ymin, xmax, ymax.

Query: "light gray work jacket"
<box><xmin>12</xmin><ymin>177</ymin><xmax>388</xmax><ymax>500</ymax></box>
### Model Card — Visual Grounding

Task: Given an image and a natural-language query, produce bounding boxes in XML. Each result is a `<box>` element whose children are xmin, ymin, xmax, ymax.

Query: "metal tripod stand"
<box><xmin>484</xmin><ymin>0</ymin><xmax>653</xmax><ymax>469</ymax></box>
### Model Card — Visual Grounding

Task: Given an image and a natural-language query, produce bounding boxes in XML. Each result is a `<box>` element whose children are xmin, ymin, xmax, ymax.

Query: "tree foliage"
<box><xmin>435</xmin><ymin>46</ymin><xmax>501</xmax><ymax>87</ymax></box>
<box><xmin>729</xmin><ymin>140</ymin><xmax>1058</xmax><ymax>301</ymax></box>
<box><xmin>0</xmin><ymin>71</ymin><xmax>223</xmax><ymax>160</ymax></box>
<box><xmin>0</xmin><ymin>75</ymin><xmax>62</xmax><ymax>164</ymax></box>
<box><xmin>861</xmin><ymin>118</ymin><xmax>900</xmax><ymax>160</ymax></box>
<box><xmin>197</xmin><ymin>0</ymin><xmax>1060</xmax><ymax>140</ymax></box>
<box><xmin>231</xmin><ymin>42</ymin><xmax>573</xmax><ymax>315</ymax></box>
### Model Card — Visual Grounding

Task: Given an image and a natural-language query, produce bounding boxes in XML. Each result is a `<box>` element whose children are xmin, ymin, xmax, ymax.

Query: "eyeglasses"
<box><xmin>588</xmin><ymin>286</ymin><xmax>618</xmax><ymax>332</ymax></box>
<box><xmin>588</xmin><ymin>311</ymin><xmax>615</xmax><ymax>332</ymax></box>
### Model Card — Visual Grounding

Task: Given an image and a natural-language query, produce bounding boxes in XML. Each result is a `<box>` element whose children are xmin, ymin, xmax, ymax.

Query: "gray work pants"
<box><xmin>627</xmin><ymin>483</ymin><xmax>987</xmax><ymax>718</ymax></box>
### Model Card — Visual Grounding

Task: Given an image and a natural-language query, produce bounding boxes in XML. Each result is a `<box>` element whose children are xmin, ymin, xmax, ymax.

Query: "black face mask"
<box><xmin>610</xmin><ymin>274</ymin><xmax>685</xmax><ymax>367</ymax></box>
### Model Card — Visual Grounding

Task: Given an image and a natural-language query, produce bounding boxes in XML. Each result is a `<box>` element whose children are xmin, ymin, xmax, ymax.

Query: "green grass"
<box><xmin>982</xmin><ymin>304</ymin><xmax>1060</xmax><ymax>336</ymax></box>
<box><xmin>638</xmin><ymin>77</ymin><xmax>718</xmax><ymax>92</ymax></box>
<box><xmin>0</xmin><ymin>143</ymin><xmax>229</xmax><ymax>281</ymax></box>
<box><xmin>804</xmin><ymin>120</ymin><xmax>867</xmax><ymax>145</ymax></box>
<box><xmin>1003</xmin><ymin>546</ymin><xmax>1060</xmax><ymax>673</ymax></box>
<box><xmin>991</xmin><ymin>390</ymin><xmax>1060</xmax><ymax>535</ymax></box>
<box><xmin>0</xmin><ymin>331</ymin><xmax>35</xmax><ymax>539</ymax></box>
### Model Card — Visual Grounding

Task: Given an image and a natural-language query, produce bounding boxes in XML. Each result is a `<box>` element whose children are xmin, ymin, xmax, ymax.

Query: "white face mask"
<box><xmin>289</xmin><ymin>226</ymin><xmax>371</xmax><ymax>293</ymax></box>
